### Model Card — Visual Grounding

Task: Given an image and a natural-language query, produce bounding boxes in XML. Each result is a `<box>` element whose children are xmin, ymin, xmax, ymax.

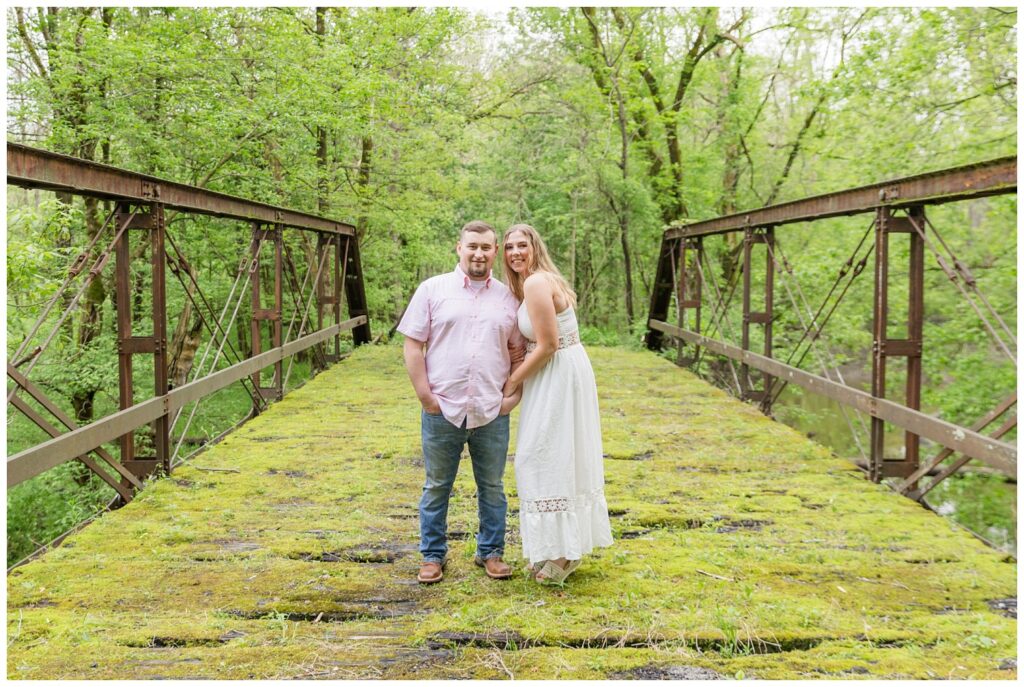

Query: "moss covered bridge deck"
<box><xmin>6</xmin><ymin>345</ymin><xmax>1016</xmax><ymax>679</ymax></box>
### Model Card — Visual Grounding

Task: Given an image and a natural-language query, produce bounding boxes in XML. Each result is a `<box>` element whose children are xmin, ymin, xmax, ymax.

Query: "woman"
<box><xmin>501</xmin><ymin>224</ymin><xmax>613</xmax><ymax>584</ymax></box>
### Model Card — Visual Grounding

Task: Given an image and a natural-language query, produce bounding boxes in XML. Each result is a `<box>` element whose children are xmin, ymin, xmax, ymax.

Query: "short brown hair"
<box><xmin>460</xmin><ymin>220</ymin><xmax>495</xmax><ymax>241</ymax></box>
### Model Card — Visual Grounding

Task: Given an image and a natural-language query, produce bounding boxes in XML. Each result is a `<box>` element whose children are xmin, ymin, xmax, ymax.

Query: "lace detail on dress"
<box><xmin>525</xmin><ymin>329</ymin><xmax>580</xmax><ymax>353</ymax></box>
<box><xmin>520</xmin><ymin>488</ymin><xmax>606</xmax><ymax>514</ymax></box>
<box><xmin>523</xmin><ymin>497</ymin><xmax>570</xmax><ymax>513</ymax></box>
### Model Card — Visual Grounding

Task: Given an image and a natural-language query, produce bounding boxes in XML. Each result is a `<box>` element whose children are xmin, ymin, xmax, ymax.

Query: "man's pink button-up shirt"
<box><xmin>398</xmin><ymin>265</ymin><xmax>524</xmax><ymax>429</ymax></box>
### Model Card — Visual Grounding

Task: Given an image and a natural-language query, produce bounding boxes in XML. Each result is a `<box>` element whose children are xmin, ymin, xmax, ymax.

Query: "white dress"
<box><xmin>514</xmin><ymin>303</ymin><xmax>614</xmax><ymax>564</ymax></box>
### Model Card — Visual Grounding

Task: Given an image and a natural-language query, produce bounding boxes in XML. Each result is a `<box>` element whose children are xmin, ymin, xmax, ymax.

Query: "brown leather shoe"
<box><xmin>417</xmin><ymin>561</ymin><xmax>445</xmax><ymax>584</ymax></box>
<box><xmin>474</xmin><ymin>556</ymin><xmax>512</xmax><ymax>579</ymax></box>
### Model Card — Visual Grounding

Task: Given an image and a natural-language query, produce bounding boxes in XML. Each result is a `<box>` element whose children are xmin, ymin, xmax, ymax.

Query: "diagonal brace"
<box><xmin>8</xmin><ymin>394</ymin><xmax>135</xmax><ymax>502</ymax></box>
<box><xmin>7</xmin><ymin>364</ymin><xmax>143</xmax><ymax>492</ymax></box>
<box><xmin>899</xmin><ymin>393</ymin><xmax>1017</xmax><ymax>498</ymax></box>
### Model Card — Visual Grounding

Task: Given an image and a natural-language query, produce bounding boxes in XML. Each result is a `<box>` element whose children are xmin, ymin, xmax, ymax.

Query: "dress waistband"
<box><xmin>525</xmin><ymin>330</ymin><xmax>581</xmax><ymax>353</ymax></box>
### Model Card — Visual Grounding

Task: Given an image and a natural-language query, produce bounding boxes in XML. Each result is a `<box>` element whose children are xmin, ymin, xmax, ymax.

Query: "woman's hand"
<box><xmin>499</xmin><ymin>388</ymin><xmax>522</xmax><ymax>415</ymax></box>
<box><xmin>503</xmin><ymin>377</ymin><xmax>521</xmax><ymax>397</ymax></box>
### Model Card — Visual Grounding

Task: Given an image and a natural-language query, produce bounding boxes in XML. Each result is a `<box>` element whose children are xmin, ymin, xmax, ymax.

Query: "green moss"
<box><xmin>7</xmin><ymin>344</ymin><xmax>1016</xmax><ymax>679</ymax></box>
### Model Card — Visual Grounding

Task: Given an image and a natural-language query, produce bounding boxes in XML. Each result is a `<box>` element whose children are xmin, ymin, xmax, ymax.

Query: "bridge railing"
<box><xmin>646</xmin><ymin>157</ymin><xmax>1016</xmax><ymax>500</ymax></box>
<box><xmin>6</xmin><ymin>143</ymin><xmax>371</xmax><ymax>501</ymax></box>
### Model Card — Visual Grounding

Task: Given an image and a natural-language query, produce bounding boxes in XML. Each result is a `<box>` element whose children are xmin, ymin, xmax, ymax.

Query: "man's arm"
<box><xmin>507</xmin><ymin>331</ymin><xmax>526</xmax><ymax>368</ymax></box>
<box><xmin>500</xmin><ymin>326</ymin><xmax>526</xmax><ymax>414</ymax></box>
<box><xmin>403</xmin><ymin>336</ymin><xmax>440</xmax><ymax>414</ymax></box>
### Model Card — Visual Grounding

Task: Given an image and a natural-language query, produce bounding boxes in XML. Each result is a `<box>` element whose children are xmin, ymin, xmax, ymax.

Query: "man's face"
<box><xmin>456</xmin><ymin>230</ymin><xmax>497</xmax><ymax>280</ymax></box>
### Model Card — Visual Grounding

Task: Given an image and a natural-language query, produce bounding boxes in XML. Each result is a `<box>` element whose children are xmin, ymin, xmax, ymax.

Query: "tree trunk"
<box><xmin>612</xmin><ymin>75</ymin><xmax>635</xmax><ymax>327</ymax></box>
<box><xmin>167</xmin><ymin>261</ymin><xmax>203</xmax><ymax>389</ymax></box>
<box><xmin>54</xmin><ymin>192</ymin><xmax>76</xmax><ymax>348</ymax></box>
<box><xmin>618</xmin><ymin>213</ymin><xmax>635</xmax><ymax>327</ymax></box>
<box><xmin>717</xmin><ymin>45</ymin><xmax>743</xmax><ymax>216</ymax></box>
<box><xmin>236</xmin><ymin>315</ymin><xmax>250</xmax><ymax>360</ymax></box>
<box><xmin>355</xmin><ymin>134</ymin><xmax>373</xmax><ymax>242</ymax></box>
<box><xmin>580</xmin><ymin>7</ymin><xmax>636</xmax><ymax>327</ymax></box>
<box><xmin>315</xmin><ymin>7</ymin><xmax>330</xmax><ymax>215</ymax></box>
<box><xmin>765</xmin><ymin>92</ymin><xmax>825</xmax><ymax>206</ymax></box>
<box><xmin>132</xmin><ymin>244</ymin><xmax>146</xmax><ymax>323</ymax></box>
<box><xmin>569</xmin><ymin>189</ymin><xmax>578</xmax><ymax>289</ymax></box>
<box><xmin>69</xmin><ymin>196</ymin><xmax>107</xmax><ymax>486</ymax></box>
<box><xmin>717</xmin><ymin>45</ymin><xmax>745</xmax><ymax>283</ymax></box>
<box><xmin>70</xmin><ymin>196</ymin><xmax>106</xmax><ymax>427</ymax></box>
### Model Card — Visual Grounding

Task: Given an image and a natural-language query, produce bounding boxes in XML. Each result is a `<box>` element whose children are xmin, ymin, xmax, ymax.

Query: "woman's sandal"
<box><xmin>533</xmin><ymin>559</ymin><xmax>580</xmax><ymax>585</ymax></box>
<box><xmin>525</xmin><ymin>561</ymin><xmax>544</xmax><ymax>580</ymax></box>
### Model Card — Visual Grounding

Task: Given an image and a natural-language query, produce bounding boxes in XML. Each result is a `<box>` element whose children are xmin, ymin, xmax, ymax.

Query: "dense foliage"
<box><xmin>6</xmin><ymin>7</ymin><xmax>1016</xmax><ymax>563</ymax></box>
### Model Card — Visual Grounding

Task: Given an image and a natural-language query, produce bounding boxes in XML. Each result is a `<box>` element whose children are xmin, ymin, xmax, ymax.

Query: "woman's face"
<box><xmin>504</xmin><ymin>230</ymin><xmax>533</xmax><ymax>275</ymax></box>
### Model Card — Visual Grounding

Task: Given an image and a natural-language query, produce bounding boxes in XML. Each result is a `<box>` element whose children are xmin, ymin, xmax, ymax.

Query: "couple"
<box><xmin>398</xmin><ymin>220</ymin><xmax>613</xmax><ymax>586</ymax></box>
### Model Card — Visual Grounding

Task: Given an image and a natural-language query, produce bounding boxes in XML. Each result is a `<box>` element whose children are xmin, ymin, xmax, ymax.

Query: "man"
<box><xmin>398</xmin><ymin>220</ymin><xmax>525</xmax><ymax>584</ymax></box>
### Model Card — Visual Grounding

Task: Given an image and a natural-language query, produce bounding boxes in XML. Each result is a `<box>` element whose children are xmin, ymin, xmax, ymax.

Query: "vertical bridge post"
<box><xmin>331</xmin><ymin>235</ymin><xmax>346</xmax><ymax>361</ymax></box>
<box><xmin>250</xmin><ymin>223</ymin><xmax>284</xmax><ymax>407</ymax></box>
<box><xmin>644</xmin><ymin>236</ymin><xmax>678</xmax><ymax>351</ymax></box>
<box><xmin>343</xmin><ymin>235</ymin><xmax>371</xmax><ymax>345</ymax></box>
<box><xmin>871</xmin><ymin>206</ymin><xmax>925</xmax><ymax>483</ymax></box>
<box><xmin>741</xmin><ymin>226</ymin><xmax>774</xmax><ymax>410</ymax></box>
<box><xmin>316</xmin><ymin>233</ymin><xmax>346</xmax><ymax>362</ymax></box>
<box><xmin>675</xmin><ymin>237</ymin><xmax>703</xmax><ymax>366</ymax></box>
<box><xmin>114</xmin><ymin>201</ymin><xmax>169</xmax><ymax>481</ymax></box>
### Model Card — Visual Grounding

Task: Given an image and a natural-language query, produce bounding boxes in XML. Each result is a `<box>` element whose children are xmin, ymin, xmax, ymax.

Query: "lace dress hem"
<box><xmin>518</xmin><ymin>488</ymin><xmax>613</xmax><ymax>563</ymax></box>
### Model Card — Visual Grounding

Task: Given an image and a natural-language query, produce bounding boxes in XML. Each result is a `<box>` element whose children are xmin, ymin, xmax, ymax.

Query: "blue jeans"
<box><xmin>419</xmin><ymin>410</ymin><xmax>509</xmax><ymax>563</ymax></box>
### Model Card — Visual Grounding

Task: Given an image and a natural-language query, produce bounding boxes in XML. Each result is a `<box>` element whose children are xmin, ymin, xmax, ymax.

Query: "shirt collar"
<box><xmin>454</xmin><ymin>264</ymin><xmax>491</xmax><ymax>288</ymax></box>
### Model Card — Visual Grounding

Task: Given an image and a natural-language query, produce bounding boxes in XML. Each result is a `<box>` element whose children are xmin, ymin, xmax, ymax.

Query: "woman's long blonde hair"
<box><xmin>501</xmin><ymin>224</ymin><xmax>577</xmax><ymax>307</ymax></box>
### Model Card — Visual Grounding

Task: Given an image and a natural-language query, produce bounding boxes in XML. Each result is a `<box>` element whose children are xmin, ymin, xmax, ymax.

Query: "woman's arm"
<box><xmin>499</xmin><ymin>387</ymin><xmax>522</xmax><ymax>415</ymax></box>
<box><xmin>503</xmin><ymin>274</ymin><xmax>559</xmax><ymax>395</ymax></box>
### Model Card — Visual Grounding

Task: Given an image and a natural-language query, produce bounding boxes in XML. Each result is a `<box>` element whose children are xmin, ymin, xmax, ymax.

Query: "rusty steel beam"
<box><xmin>649</xmin><ymin>319</ymin><xmax>1017</xmax><ymax>474</ymax></box>
<box><xmin>7</xmin><ymin>316</ymin><xmax>367</xmax><ymax>487</ymax></box>
<box><xmin>114</xmin><ymin>204</ymin><xmax>135</xmax><ymax>465</ymax></box>
<box><xmin>250</xmin><ymin>225</ymin><xmax>284</xmax><ymax>402</ymax></box>
<box><xmin>316</xmin><ymin>234</ymin><xmax>333</xmax><ymax>360</ymax></box>
<box><xmin>684</xmin><ymin>239</ymin><xmax>700</xmax><ymax>362</ymax></box>
<box><xmin>898</xmin><ymin>393</ymin><xmax>1017</xmax><ymax>497</ymax></box>
<box><xmin>112</xmin><ymin>201</ymin><xmax>170</xmax><ymax>478</ymax></box>
<box><xmin>910</xmin><ymin>415</ymin><xmax>1017</xmax><ymax>501</ymax></box>
<box><xmin>869</xmin><ymin>207</ymin><xmax>927</xmax><ymax>482</ymax></box>
<box><xmin>7</xmin><ymin>143</ymin><xmax>355</xmax><ymax>236</ymax></box>
<box><xmin>331</xmin><ymin>236</ymin><xmax>347</xmax><ymax>361</ymax></box>
<box><xmin>666</xmin><ymin>157</ymin><xmax>1016</xmax><ymax>239</ymax></box>
<box><xmin>674</xmin><ymin>237</ymin><xmax>702</xmax><ymax>366</ymax></box>
<box><xmin>8</xmin><ymin>394</ymin><xmax>134</xmax><ymax>502</ymax></box>
<box><xmin>153</xmin><ymin>204</ymin><xmax>171</xmax><ymax>472</ymax></box>
<box><xmin>741</xmin><ymin>228</ymin><xmax>774</xmax><ymax>407</ymax></box>
<box><xmin>7</xmin><ymin>364</ymin><xmax>143</xmax><ymax>491</ymax></box>
<box><xmin>343</xmin><ymin>236</ymin><xmax>372</xmax><ymax>344</ymax></box>
<box><xmin>644</xmin><ymin>237</ymin><xmax>679</xmax><ymax>350</ymax></box>
<box><xmin>272</xmin><ymin>226</ymin><xmax>284</xmax><ymax>395</ymax></box>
